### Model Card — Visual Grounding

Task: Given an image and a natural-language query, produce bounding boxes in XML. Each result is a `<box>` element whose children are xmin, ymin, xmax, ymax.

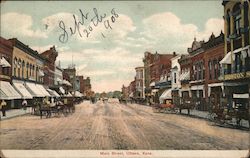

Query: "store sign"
<box><xmin>224</xmin><ymin>72</ymin><xmax>245</xmax><ymax>80</ymax></box>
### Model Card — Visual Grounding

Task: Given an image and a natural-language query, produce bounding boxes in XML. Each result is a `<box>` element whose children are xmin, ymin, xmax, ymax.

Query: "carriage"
<box><xmin>152</xmin><ymin>97</ymin><xmax>177</xmax><ymax>113</ymax></box>
<box><xmin>208</xmin><ymin>98</ymin><xmax>250</xmax><ymax>128</ymax></box>
<box><xmin>38</xmin><ymin>98</ymin><xmax>75</xmax><ymax>119</ymax></box>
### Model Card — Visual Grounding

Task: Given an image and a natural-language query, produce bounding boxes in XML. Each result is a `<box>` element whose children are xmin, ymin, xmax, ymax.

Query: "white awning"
<box><xmin>151</xmin><ymin>89</ymin><xmax>158</xmax><ymax>93</ymax></box>
<box><xmin>149</xmin><ymin>82</ymin><xmax>155</xmax><ymax>87</ymax></box>
<box><xmin>74</xmin><ymin>91</ymin><xmax>83</xmax><ymax>97</ymax></box>
<box><xmin>65</xmin><ymin>93</ymin><xmax>72</xmax><ymax>97</ymax></box>
<box><xmin>191</xmin><ymin>85</ymin><xmax>204</xmax><ymax>90</ymax></box>
<box><xmin>59</xmin><ymin>87</ymin><xmax>65</xmax><ymax>94</ymax></box>
<box><xmin>13</xmin><ymin>82</ymin><xmax>33</xmax><ymax>99</ymax></box>
<box><xmin>233</xmin><ymin>93</ymin><xmax>249</xmax><ymax>99</ymax></box>
<box><xmin>38</xmin><ymin>70</ymin><xmax>45</xmax><ymax>76</ymax></box>
<box><xmin>159</xmin><ymin>89</ymin><xmax>172</xmax><ymax>101</ymax></box>
<box><xmin>129</xmin><ymin>92</ymin><xmax>133</xmax><ymax>97</ymax></box>
<box><xmin>57</xmin><ymin>78</ymin><xmax>62</xmax><ymax>82</ymax></box>
<box><xmin>47</xmin><ymin>89</ymin><xmax>60</xmax><ymax>97</ymax></box>
<box><xmin>36</xmin><ymin>84</ymin><xmax>51</xmax><ymax>97</ymax></box>
<box><xmin>62</xmin><ymin>79</ymin><xmax>72</xmax><ymax>86</ymax></box>
<box><xmin>25</xmin><ymin>82</ymin><xmax>45</xmax><ymax>97</ymax></box>
<box><xmin>0</xmin><ymin>57</ymin><xmax>11</xmax><ymax>67</ymax></box>
<box><xmin>0</xmin><ymin>81</ymin><xmax>21</xmax><ymax>100</ymax></box>
<box><xmin>220</xmin><ymin>52</ymin><xmax>232</xmax><ymax>64</ymax></box>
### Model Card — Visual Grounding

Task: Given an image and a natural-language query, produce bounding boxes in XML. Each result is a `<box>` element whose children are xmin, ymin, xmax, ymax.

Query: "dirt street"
<box><xmin>0</xmin><ymin>100</ymin><xmax>249</xmax><ymax>150</ymax></box>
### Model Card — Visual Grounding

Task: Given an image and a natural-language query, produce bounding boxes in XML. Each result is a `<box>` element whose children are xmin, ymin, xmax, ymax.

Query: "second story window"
<box><xmin>209</xmin><ymin>60</ymin><xmax>212</xmax><ymax>80</ymax></box>
<box><xmin>233</xmin><ymin>3</ymin><xmax>241</xmax><ymax>36</ymax></box>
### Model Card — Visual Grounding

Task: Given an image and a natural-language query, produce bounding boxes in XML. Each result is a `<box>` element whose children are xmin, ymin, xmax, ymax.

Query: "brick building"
<box><xmin>143</xmin><ymin>51</ymin><xmax>175</xmax><ymax>104</ymax></box>
<box><xmin>204</xmin><ymin>32</ymin><xmax>224</xmax><ymax>108</ymax></box>
<box><xmin>76</xmin><ymin>75</ymin><xmax>84</xmax><ymax>94</ymax></box>
<box><xmin>220</xmin><ymin>1</ymin><xmax>250</xmax><ymax>111</ymax></box>
<box><xmin>41</xmin><ymin>46</ymin><xmax>58</xmax><ymax>88</ymax></box>
<box><xmin>0</xmin><ymin>37</ymin><xmax>12</xmax><ymax>82</ymax></box>
<box><xmin>63</xmin><ymin>67</ymin><xmax>76</xmax><ymax>93</ymax></box>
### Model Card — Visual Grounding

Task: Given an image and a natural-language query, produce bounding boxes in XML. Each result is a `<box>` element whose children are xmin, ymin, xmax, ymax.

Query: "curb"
<box><xmin>0</xmin><ymin>112</ymin><xmax>31</xmax><ymax>121</ymax></box>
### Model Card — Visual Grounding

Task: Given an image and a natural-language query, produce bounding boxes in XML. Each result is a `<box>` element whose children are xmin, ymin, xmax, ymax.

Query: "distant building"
<box><xmin>83</xmin><ymin>77</ymin><xmax>92</xmax><ymax>98</ymax></box>
<box><xmin>76</xmin><ymin>75</ymin><xmax>84</xmax><ymax>94</ymax></box>
<box><xmin>121</xmin><ymin>85</ymin><xmax>129</xmax><ymax>100</ymax></box>
<box><xmin>63</xmin><ymin>67</ymin><xmax>76</xmax><ymax>93</ymax></box>
<box><xmin>143</xmin><ymin>51</ymin><xmax>175</xmax><ymax>105</ymax></box>
<box><xmin>135</xmin><ymin>67</ymin><xmax>144</xmax><ymax>99</ymax></box>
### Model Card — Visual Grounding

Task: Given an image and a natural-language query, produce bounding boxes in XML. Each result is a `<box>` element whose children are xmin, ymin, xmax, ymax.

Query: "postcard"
<box><xmin>0</xmin><ymin>0</ymin><xmax>249</xmax><ymax>158</ymax></box>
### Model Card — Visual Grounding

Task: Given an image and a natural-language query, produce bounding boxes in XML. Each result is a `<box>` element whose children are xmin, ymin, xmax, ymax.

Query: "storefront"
<box><xmin>191</xmin><ymin>85</ymin><xmax>206</xmax><ymax>111</ymax></box>
<box><xmin>0</xmin><ymin>81</ymin><xmax>21</xmax><ymax>109</ymax></box>
<box><xmin>208</xmin><ymin>83</ymin><xmax>223</xmax><ymax>109</ymax></box>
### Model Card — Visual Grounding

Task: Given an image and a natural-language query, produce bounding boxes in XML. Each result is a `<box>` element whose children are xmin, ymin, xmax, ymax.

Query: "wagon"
<box><xmin>176</xmin><ymin>98</ymin><xmax>195</xmax><ymax>115</ymax></box>
<box><xmin>152</xmin><ymin>99</ymin><xmax>177</xmax><ymax>113</ymax></box>
<box><xmin>208</xmin><ymin>100</ymin><xmax>250</xmax><ymax>128</ymax></box>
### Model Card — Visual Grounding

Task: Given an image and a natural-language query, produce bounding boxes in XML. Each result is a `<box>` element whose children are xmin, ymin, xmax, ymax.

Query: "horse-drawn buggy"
<box><xmin>152</xmin><ymin>89</ymin><xmax>177</xmax><ymax>113</ymax></box>
<box><xmin>32</xmin><ymin>97</ymin><xmax>75</xmax><ymax>119</ymax></box>
<box><xmin>208</xmin><ymin>96</ymin><xmax>250</xmax><ymax>128</ymax></box>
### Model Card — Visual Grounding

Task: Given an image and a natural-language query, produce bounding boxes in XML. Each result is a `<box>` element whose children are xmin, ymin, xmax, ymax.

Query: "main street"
<box><xmin>0</xmin><ymin>99</ymin><xmax>249</xmax><ymax>150</ymax></box>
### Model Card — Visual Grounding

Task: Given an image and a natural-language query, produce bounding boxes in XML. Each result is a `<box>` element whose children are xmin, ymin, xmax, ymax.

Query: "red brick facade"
<box><xmin>0</xmin><ymin>37</ymin><xmax>13</xmax><ymax>82</ymax></box>
<box><xmin>41</xmin><ymin>46</ymin><xmax>58</xmax><ymax>87</ymax></box>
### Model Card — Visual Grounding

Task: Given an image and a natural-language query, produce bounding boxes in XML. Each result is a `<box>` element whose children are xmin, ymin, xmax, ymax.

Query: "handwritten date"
<box><xmin>59</xmin><ymin>8</ymin><xmax>119</xmax><ymax>43</ymax></box>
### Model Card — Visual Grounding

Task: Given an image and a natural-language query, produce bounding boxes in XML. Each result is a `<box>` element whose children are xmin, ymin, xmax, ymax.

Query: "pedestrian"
<box><xmin>22</xmin><ymin>99</ymin><xmax>27</xmax><ymax>113</ymax></box>
<box><xmin>0</xmin><ymin>100</ymin><xmax>7</xmax><ymax>117</ymax></box>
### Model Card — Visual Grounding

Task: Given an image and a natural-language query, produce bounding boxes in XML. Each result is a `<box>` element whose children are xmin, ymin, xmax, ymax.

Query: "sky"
<box><xmin>0</xmin><ymin>1</ymin><xmax>224</xmax><ymax>93</ymax></box>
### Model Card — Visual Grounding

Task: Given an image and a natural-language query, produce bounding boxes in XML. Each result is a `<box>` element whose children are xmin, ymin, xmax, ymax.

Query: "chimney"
<box><xmin>173</xmin><ymin>51</ymin><xmax>176</xmax><ymax>56</ymax></box>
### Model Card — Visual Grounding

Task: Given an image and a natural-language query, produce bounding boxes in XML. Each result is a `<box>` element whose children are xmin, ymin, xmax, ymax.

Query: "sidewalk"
<box><xmin>180</xmin><ymin>109</ymin><xmax>249</xmax><ymax>128</ymax></box>
<box><xmin>0</xmin><ymin>107</ymin><xmax>32</xmax><ymax>121</ymax></box>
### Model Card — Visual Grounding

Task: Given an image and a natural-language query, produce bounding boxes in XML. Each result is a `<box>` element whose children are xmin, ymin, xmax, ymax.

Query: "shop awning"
<box><xmin>59</xmin><ymin>87</ymin><xmax>65</xmax><ymax>94</ymax></box>
<box><xmin>129</xmin><ymin>92</ymin><xmax>134</xmax><ymax>97</ymax></box>
<box><xmin>65</xmin><ymin>93</ymin><xmax>72</xmax><ymax>97</ymax></box>
<box><xmin>233</xmin><ymin>93</ymin><xmax>249</xmax><ymax>99</ymax></box>
<box><xmin>159</xmin><ymin>89</ymin><xmax>172</xmax><ymax>101</ymax></box>
<box><xmin>149</xmin><ymin>82</ymin><xmax>155</xmax><ymax>87</ymax></box>
<box><xmin>74</xmin><ymin>91</ymin><xmax>83</xmax><ymax>97</ymax></box>
<box><xmin>25</xmin><ymin>82</ymin><xmax>45</xmax><ymax>97</ymax></box>
<box><xmin>38</xmin><ymin>70</ymin><xmax>45</xmax><ymax>76</ymax></box>
<box><xmin>151</xmin><ymin>89</ymin><xmax>158</xmax><ymax>93</ymax></box>
<box><xmin>0</xmin><ymin>81</ymin><xmax>21</xmax><ymax>100</ymax></box>
<box><xmin>13</xmin><ymin>82</ymin><xmax>33</xmax><ymax>99</ymax></box>
<box><xmin>47</xmin><ymin>89</ymin><xmax>60</xmax><ymax>97</ymax></box>
<box><xmin>0</xmin><ymin>57</ymin><xmax>11</xmax><ymax>67</ymax></box>
<box><xmin>36</xmin><ymin>84</ymin><xmax>51</xmax><ymax>97</ymax></box>
<box><xmin>57</xmin><ymin>78</ymin><xmax>62</xmax><ymax>82</ymax></box>
<box><xmin>62</xmin><ymin>80</ymin><xmax>72</xmax><ymax>86</ymax></box>
<box><xmin>220</xmin><ymin>52</ymin><xmax>232</xmax><ymax>64</ymax></box>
